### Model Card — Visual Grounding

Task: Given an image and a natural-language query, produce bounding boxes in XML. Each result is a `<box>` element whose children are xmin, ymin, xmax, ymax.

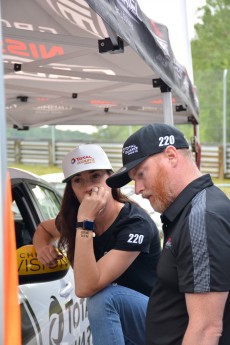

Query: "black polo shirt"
<box><xmin>146</xmin><ymin>174</ymin><xmax>230</xmax><ymax>345</ymax></box>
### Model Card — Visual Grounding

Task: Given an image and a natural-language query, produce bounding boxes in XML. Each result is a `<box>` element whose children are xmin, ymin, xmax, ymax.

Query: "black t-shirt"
<box><xmin>146</xmin><ymin>174</ymin><xmax>230</xmax><ymax>345</ymax></box>
<box><xmin>93</xmin><ymin>202</ymin><xmax>161</xmax><ymax>297</ymax></box>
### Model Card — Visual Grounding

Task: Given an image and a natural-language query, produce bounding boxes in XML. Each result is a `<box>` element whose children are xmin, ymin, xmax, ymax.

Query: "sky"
<box><xmin>138</xmin><ymin>0</ymin><xmax>206</xmax><ymax>79</ymax></box>
<box><xmin>138</xmin><ymin>0</ymin><xmax>206</xmax><ymax>40</ymax></box>
<box><xmin>57</xmin><ymin>0</ymin><xmax>206</xmax><ymax>134</ymax></box>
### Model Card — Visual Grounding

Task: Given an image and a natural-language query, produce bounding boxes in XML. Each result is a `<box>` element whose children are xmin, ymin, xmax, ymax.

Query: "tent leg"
<box><xmin>152</xmin><ymin>78</ymin><xmax>173</xmax><ymax>125</ymax></box>
<box><xmin>162</xmin><ymin>92</ymin><xmax>173</xmax><ymax>125</ymax></box>
<box><xmin>190</xmin><ymin>121</ymin><xmax>201</xmax><ymax>169</ymax></box>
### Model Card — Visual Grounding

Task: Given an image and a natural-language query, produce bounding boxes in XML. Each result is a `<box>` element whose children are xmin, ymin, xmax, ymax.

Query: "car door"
<box><xmin>11</xmin><ymin>173</ymin><xmax>92</xmax><ymax>345</ymax></box>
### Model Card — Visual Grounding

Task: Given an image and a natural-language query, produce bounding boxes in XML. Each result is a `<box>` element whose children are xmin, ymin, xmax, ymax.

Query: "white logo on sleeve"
<box><xmin>127</xmin><ymin>234</ymin><xmax>144</xmax><ymax>244</ymax></box>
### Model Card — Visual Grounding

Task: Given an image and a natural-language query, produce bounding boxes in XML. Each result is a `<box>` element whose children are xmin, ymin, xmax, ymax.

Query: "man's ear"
<box><xmin>164</xmin><ymin>146</ymin><xmax>178</xmax><ymax>166</ymax></box>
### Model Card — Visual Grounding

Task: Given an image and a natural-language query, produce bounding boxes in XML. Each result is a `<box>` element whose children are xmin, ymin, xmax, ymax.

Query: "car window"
<box><xmin>12</xmin><ymin>191</ymin><xmax>34</xmax><ymax>249</ymax></box>
<box><xmin>28</xmin><ymin>183</ymin><xmax>60</xmax><ymax>220</ymax></box>
<box><xmin>12</xmin><ymin>179</ymin><xmax>61</xmax><ymax>249</ymax></box>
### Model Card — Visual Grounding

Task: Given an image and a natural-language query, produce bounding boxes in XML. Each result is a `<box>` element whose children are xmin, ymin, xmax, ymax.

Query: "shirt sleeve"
<box><xmin>112</xmin><ymin>216</ymin><xmax>154</xmax><ymax>253</ymax></box>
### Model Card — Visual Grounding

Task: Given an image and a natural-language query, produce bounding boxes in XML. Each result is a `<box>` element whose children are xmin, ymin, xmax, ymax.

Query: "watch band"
<box><xmin>76</xmin><ymin>220</ymin><xmax>95</xmax><ymax>231</ymax></box>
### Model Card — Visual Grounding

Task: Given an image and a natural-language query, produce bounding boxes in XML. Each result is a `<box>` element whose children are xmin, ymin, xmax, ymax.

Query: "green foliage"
<box><xmin>92</xmin><ymin>125</ymin><xmax>142</xmax><ymax>141</ymax></box>
<box><xmin>7</xmin><ymin>126</ymin><xmax>92</xmax><ymax>141</ymax></box>
<box><xmin>191</xmin><ymin>0</ymin><xmax>230</xmax><ymax>143</ymax></box>
<box><xmin>176</xmin><ymin>124</ymin><xmax>195</xmax><ymax>143</ymax></box>
<box><xmin>8</xmin><ymin>164</ymin><xmax>62</xmax><ymax>176</ymax></box>
<box><xmin>192</xmin><ymin>0</ymin><xmax>230</xmax><ymax>71</ymax></box>
<box><xmin>7</xmin><ymin>125</ymin><xmax>144</xmax><ymax>143</ymax></box>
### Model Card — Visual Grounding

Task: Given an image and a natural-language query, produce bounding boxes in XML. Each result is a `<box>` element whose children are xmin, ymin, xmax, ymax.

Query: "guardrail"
<box><xmin>7</xmin><ymin>140</ymin><xmax>230</xmax><ymax>179</ymax></box>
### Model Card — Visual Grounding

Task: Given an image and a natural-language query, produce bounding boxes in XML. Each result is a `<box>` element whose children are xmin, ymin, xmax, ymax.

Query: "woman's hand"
<box><xmin>77</xmin><ymin>186</ymin><xmax>109</xmax><ymax>221</ymax></box>
<box><xmin>36</xmin><ymin>244</ymin><xmax>63</xmax><ymax>267</ymax></box>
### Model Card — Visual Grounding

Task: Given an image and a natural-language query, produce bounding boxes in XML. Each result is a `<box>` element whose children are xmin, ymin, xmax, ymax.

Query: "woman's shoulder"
<box><xmin>121</xmin><ymin>202</ymin><xmax>154</xmax><ymax>226</ymax></box>
<box><xmin>125</xmin><ymin>201</ymin><xmax>150</xmax><ymax>216</ymax></box>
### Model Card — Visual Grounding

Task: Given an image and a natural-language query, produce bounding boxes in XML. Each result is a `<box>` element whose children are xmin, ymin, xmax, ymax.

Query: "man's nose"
<box><xmin>135</xmin><ymin>181</ymin><xmax>144</xmax><ymax>195</ymax></box>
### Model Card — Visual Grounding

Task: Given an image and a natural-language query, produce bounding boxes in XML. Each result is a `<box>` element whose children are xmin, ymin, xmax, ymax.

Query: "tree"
<box><xmin>191</xmin><ymin>0</ymin><xmax>230</xmax><ymax>143</ymax></box>
<box><xmin>7</xmin><ymin>126</ymin><xmax>92</xmax><ymax>141</ymax></box>
<box><xmin>92</xmin><ymin>125</ymin><xmax>141</xmax><ymax>141</ymax></box>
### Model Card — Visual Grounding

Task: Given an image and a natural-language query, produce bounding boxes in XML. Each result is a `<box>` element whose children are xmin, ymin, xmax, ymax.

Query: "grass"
<box><xmin>8</xmin><ymin>164</ymin><xmax>62</xmax><ymax>176</ymax></box>
<box><xmin>212</xmin><ymin>177</ymin><xmax>230</xmax><ymax>198</ymax></box>
<box><xmin>212</xmin><ymin>177</ymin><xmax>230</xmax><ymax>184</ymax></box>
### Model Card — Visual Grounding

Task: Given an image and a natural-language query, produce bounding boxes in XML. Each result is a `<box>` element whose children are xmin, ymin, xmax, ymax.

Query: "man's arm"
<box><xmin>182</xmin><ymin>291</ymin><xmax>228</xmax><ymax>345</ymax></box>
<box><xmin>33</xmin><ymin>219</ymin><xmax>62</xmax><ymax>266</ymax></box>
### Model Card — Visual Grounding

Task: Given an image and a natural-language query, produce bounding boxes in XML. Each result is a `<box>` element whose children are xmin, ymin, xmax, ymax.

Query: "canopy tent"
<box><xmin>1</xmin><ymin>0</ymin><xmax>199</xmax><ymax>129</ymax></box>
<box><xmin>0</xmin><ymin>1</ymin><xmax>200</xmax><ymax>342</ymax></box>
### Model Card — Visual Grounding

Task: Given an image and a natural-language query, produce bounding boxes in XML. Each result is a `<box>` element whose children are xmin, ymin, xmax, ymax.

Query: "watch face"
<box><xmin>83</xmin><ymin>221</ymin><xmax>94</xmax><ymax>230</ymax></box>
<box><xmin>76</xmin><ymin>221</ymin><xmax>95</xmax><ymax>230</ymax></box>
<box><xmin>83</xmin><ymin>220</ymin><xmax>94</xmax><ymax>230</ymax></box>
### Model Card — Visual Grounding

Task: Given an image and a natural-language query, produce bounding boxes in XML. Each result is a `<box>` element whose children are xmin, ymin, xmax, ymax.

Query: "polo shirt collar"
<box><xmin>161</xmin><ymin>174</ymin><xmax>213</xmax><ymax>223</ymax></box>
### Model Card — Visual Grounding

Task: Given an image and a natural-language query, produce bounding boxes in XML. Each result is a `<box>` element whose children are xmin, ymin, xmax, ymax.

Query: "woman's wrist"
<box><xmin>76</xmin><ymin>228</ymin><xmax>95</xmax><ymax>238</ymax></box>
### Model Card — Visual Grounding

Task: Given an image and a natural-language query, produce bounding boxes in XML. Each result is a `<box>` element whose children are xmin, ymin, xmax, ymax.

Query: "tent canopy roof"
<box><xmin>2</xmin><ymin>0</ymin><xmax>199</xmax><ymax>129</ymax></box>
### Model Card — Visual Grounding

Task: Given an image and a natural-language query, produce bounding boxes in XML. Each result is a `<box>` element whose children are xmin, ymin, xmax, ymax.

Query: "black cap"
<box><xmin>106</xmin><ymin>123</ymin><xmax>189</xmax><ymax>188</ymax></box>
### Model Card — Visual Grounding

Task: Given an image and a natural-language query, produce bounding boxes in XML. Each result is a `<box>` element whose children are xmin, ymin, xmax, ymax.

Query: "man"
<box><xmin>106</xmin><ymin>123</ymin><xmax>230</xmax><ymax>345</ymax></box>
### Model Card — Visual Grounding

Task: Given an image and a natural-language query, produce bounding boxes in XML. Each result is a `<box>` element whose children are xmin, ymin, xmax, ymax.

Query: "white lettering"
<box><xmin>127</xmin><ymin>233</ymin><xmax>144</xmax><ymax>244</ymax></box>
<box><xmin>47</xmin><ymin>0</ymin><xmax>107</xmax><ymax>37</ymax></box>
<box><xmin>0</xmin><ymin>19</ymin><xmax>58</xmax><ymax>33</ymax></box>
<box><xmin>158</xmin><ymin>136</ymin><xmax>175</xmax><ymax>147</ymax></box>
<box><xmin>123</xmin><ymin>145</ymin><xmax>138</xmax><ymax>155</ymax></box>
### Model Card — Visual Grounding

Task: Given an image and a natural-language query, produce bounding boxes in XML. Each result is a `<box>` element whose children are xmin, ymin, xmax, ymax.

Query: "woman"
<box><xmin>33</xmin><ymin>144</ymin><xmax>161</xmax><ymax>345</ymax></box>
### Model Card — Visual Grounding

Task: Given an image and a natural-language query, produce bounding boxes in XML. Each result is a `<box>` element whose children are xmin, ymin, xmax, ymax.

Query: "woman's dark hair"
<box><xmin>57</xmin><ymin>170</ymin><xmax>133</xmax><ymax>265</ymax></box>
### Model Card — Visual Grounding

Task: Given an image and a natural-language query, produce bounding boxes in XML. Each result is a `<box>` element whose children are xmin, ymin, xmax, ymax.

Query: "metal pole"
<box><xmin>51</xmin><ymin>126</ymin><xmax>56</xmax><ymax>165</ymax></box>
<box><xmin>183</xmin><ymin>0</ymin><xmax>194</xmax><ymax>83</ymax></box>
<box><xmin>128</xmin><ymin>126</ymin><xmax>132</xmax><ymax>136</ymax></box>
<box><xmin>223</xmin><ymin>69</ymin><xmax>228</xmax><ymax>174</ymax></box>
<box><xmin>153</xmin><ymin>79</ymin><xmax>173</xmax><ymax>125</ymax></box>
<box><xmin>162</xmin><ymin>92</ymin><xmax>174</xmax><ymax>125</ymax></box>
